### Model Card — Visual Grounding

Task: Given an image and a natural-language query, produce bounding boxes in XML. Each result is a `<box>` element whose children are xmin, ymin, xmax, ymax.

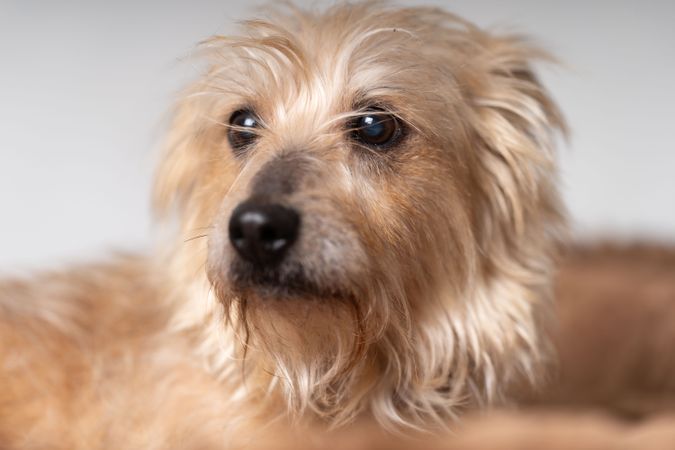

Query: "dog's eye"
<box><xmin>228</xmin><ymin>109</ymin><xmax>260</xmax><ymax>152</ymax></box>
<box><xmin>350</xmin><ymin>110</ymin><xmax>401</xmax><ymax>149</ymax></box>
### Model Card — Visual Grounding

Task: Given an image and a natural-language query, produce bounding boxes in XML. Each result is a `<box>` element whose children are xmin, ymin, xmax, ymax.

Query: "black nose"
<box><xmin>228</xmin><ymin>201</ymin><xmax>300</xmax><ymax>267</ymax></box>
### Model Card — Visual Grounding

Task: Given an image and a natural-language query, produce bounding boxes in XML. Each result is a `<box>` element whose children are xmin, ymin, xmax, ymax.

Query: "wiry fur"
<box><xmin>154</xmin><ymin>2</ymin><xmax>565</xmax><ymax>431</ymax></box>
<box><xmin>0</xmin><ymin>2</ymin><xmax>567</xmax><ymax>447</ymax></box>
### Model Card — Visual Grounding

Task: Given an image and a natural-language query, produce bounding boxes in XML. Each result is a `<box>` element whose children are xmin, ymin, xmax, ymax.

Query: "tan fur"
<box><xmin>154</xmin><ymin>2</ymin><xmax>566</xmax><ymax>432</ymax></box>
<box><xmin>4</xmin><ymin>3</ymin><xmax>669</xmax><ymax>449</ymax></box>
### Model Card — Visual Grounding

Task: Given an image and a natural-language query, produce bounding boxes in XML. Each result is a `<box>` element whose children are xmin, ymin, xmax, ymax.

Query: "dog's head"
<box><xmin>155</xmin><ymin>3</ymin><xmax>565</xmax><ymax>429</ymax></box>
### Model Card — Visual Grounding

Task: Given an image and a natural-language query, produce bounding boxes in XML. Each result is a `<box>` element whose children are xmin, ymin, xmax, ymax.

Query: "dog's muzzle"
<box><xmin>228</xmin><ymin>200</ymin><xmax>300</xmax><ymax>267</ymax></box>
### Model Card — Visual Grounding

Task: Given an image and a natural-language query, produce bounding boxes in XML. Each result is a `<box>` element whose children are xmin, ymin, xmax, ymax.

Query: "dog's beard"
<box><xmin>202</xmin><ymin>207</ymin><xmax>485</xmax><ymax>428</ymax></box>
<box><xmin>210</xmin><ymin>265</ymin><xmax>416</xmax><ymax>425</ymax></box>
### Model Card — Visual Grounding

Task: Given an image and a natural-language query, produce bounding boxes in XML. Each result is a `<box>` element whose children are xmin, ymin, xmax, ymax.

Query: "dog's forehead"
<box><xmin>204</xmin><ymin>7</ymin><xmax>469</xmax><ymax>134</ymax></box>
<box><xmin>225</xmin><ymin>35</ymin><xmax>418</xmax><ymax>109</ymax></box>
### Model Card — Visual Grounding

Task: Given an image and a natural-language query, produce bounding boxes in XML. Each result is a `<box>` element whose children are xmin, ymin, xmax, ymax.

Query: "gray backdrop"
<box><xmin>2</xmin><ymin>1</ymin><xmax>674</xmax><ymax>270</ymax></box>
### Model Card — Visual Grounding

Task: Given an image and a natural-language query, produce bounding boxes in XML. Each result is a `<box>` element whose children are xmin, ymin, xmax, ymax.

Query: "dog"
<box><xmin>0</xmin><ymin>2</ymin><xmax>568</xmax><ymax>448</ymax></box>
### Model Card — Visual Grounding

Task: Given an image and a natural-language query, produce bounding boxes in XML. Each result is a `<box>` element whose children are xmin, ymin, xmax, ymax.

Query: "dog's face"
<box><xmin>156</xmin><ymin>4</ymin><xmax>565</xmax><ymax>428</ymax></box>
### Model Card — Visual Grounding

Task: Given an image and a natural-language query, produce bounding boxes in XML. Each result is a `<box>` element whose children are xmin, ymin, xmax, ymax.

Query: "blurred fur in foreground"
<box><xmin>1</xmin><ymin>3</ymin><xmax>674</xmax><ymax>449</ymax></box>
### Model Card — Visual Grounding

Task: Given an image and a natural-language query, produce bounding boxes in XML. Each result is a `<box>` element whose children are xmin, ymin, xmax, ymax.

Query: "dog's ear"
<box><xmin>153</xmin><ymin>95</ymin><xmax>202</xmax><ymax>221</ymax></box>
<box><xmin>466</xmin><ymin>35</ymin><xmax>567</xmax><ymax>240</ymax></box>
<box><xmin>451</xmin><ymin>36</ymin><xmax>567</xmax><ymax>394</ymax></box>
<box><xmin>152</xmin><ymin>86</ymin><xmax>235</xmax><ymax>233</ymax></box>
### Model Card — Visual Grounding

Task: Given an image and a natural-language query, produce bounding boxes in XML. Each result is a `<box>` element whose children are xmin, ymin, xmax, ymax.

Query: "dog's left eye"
<box><xmin>349</xmin><ymin>110</ymin><xmax>401</xmax><ymax>149</ymax></box>
<box><xmin>228</xmin><ymin>109</ymin><xmax>260</xmax><ymax>153</ymax></box>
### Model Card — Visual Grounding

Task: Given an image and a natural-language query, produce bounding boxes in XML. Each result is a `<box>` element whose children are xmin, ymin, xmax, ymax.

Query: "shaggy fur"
<box><xmin>154</xmin><ymin>1</ymin><xmax>566</xmax><ymax>432</ymax></box>
<box><xmin>0</xmin><ymin>2</ymin><xmax>629</xmax><ymax>448</ymax></box>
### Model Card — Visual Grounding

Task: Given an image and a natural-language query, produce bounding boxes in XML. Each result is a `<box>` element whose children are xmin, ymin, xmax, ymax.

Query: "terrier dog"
<box><xmin>0</xmin><ymin>3</ymin><xmax>566</xmax><ymax>448</ymax></box>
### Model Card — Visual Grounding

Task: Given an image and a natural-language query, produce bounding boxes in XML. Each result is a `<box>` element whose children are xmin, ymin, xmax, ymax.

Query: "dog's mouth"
<box><xmin>228</xmin><ymin>259</ymin><xmax>350</xmax><ymax>301</ymax></box>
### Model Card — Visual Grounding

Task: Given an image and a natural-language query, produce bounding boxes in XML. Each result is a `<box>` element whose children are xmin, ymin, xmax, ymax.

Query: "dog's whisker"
<box><xmin>183</xmin><ymin>234</ymin><xmax>208</xmax><ymax>243</ymax></box>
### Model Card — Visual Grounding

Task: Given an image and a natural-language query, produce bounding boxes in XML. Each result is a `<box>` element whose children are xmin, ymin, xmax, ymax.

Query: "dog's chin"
<box><xmin>215</xmin><ymin>261</ymin><xmax>366</xmax><ymax>359</ymax></box>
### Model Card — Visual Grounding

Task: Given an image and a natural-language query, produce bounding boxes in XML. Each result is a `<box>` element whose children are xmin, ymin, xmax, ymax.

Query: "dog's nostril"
<box><xmin>228</xmin><ymin>201</ymin><xmax>300</xmax><ymax>267</ymax></box>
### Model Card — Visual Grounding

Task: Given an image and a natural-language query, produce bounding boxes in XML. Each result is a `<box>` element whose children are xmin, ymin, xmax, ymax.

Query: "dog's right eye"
<box><xmin>228</xmin><ymin>110</ymin><xmax>260</xmax><ymax>153</ymax></box>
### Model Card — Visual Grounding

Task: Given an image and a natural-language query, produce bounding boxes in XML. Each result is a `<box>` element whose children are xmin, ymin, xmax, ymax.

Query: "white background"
<box><xmin>1</xmin><ymin>1</ymin><xmax>674</xmax><ymax>271</ymax></box>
